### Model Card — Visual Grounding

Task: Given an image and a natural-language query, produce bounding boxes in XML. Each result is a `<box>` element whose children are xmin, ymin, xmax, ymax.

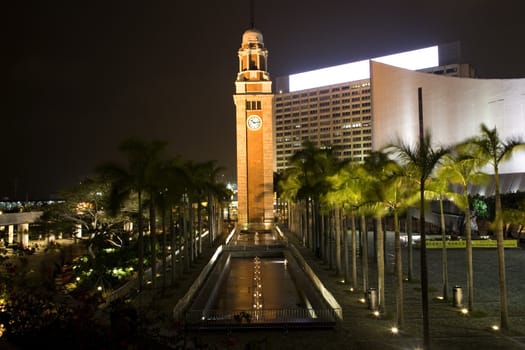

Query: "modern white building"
<box><xmin>273</xmin><ymin>43</ymin><xmax>525</xmax><ymax>193</ymax></box>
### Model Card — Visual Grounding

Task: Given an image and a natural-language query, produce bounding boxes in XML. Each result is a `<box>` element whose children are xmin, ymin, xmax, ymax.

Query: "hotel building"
<box><xmin>272</xmin><ymin>43</ymin><xmax>525</xmax><ymax>193</ymax></box>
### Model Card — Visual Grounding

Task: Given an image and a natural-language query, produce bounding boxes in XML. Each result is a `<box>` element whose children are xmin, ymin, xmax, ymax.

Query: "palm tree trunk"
<box><xmin>406</xmin><ymin>208</ymin><xmax>414</xmax><ymax>281</ymax></box>
<box><xmin>162</xmin><ymin>205</ymin><xmax>167</xmax><ymax>290</ymax></box>
<box><xmin>361</xmin><ymin>215</ymin><xmax>369</xmax><ymax>293</ymax></box>
<box><xmin>439</xmin><ymin>197</ymin><xmax>449</xmax><ymax>300</ymax></box>
<box><xmin>464</xmin><ymin>202</ymin><xmax>474</xmax><ymax>311</ymax></box>
<box><xmin>189</xmin><ymin>201</ymin><xmax>195</xmax><ymax>264</ymax></box>
<box><xmin>394</xmin><ymin>209</ymin><xmax>404</xmax><ymax>327</ymax></box>
<box><xmin>170</xmin><ymin>208</ymin><xmax>177</xmax><ymax>285</ymax></box>
<box><xmin>138</xmin><ymin>191</ymin><xmax>144</xmax><ymax>291</ymax></box>
<box><xmin>420</xmin><ymin>180</ymin><xmax>430</xmax><ymax>349</ymax></box>
<box><xmin>376</xmin><ymin>215</ymin><xmax>386</xmax><ymax>314</ymax></box>
<box><xmin>351</xmin><ymin>212</ymin><xmax>358</xmax><ymax>290</ymax></box>
<box><xmin>182</xmin><ymin>203</ymin><xmax>192</xmax><ymax>271</ymax></box>
<box><xmin>208</xmin><ymin>194</ymin><xmax>214</xmax><ymax>246</ymax></box>
<box><xmin>343</xmin><ymin>212</ymin><xmax>350</xmax><ymax>284</ymax></box>
<box><xmin>149</xmin><ymin>200</ymin><xmax>157</xmax><ymax>288</ymax></box>
<box><xmin>494</xmin><ymin>169</ymin><xmax>509</xmax><ymax>330</ymax></box>
<box><xmin>306</xmin><ymin>200</ymin><xmax>312</xmax><ymax>249</ymax></box>
<box><xmin>197</xmin><ymin>202</ymin><xmax>203</xmax><ymax>257</ymax></box>
<box><xmin>335</xmin><ymin>207</ymin><xmax>342</xmax><ymax>277</ymax></box>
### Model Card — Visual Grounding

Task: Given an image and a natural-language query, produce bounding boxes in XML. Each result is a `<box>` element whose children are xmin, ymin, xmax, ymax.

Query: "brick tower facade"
<box><xmin>233</xmin><ymin>27</ymin><xmax>274</xmax><ymax>226</ymax></box>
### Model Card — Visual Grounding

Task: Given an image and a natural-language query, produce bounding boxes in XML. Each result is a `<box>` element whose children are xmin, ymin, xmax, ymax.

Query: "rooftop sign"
<box><xmin>289</xmin><ymin>46</ymin><xmax>439</xmax><ymax>92</ymax></box>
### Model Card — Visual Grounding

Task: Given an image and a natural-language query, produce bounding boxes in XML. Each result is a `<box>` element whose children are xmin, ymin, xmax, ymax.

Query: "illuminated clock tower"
<box><xmin>233</xmin><ymin>27</ymin><xmax>274</xmax><ymax>226</ymax></box>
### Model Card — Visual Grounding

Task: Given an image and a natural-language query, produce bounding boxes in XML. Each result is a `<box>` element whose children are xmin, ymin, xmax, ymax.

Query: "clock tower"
<box><xmin>233</xmin><ymin>27</ymin><xmax>274</xmax><ymax>226</ymax></box>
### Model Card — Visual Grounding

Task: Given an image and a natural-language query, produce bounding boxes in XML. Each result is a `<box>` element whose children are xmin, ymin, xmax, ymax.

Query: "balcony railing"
<box><xmin>185</xmin><ymin>307</ymin><xmax>339</xmax><ymax>329</ymax></box>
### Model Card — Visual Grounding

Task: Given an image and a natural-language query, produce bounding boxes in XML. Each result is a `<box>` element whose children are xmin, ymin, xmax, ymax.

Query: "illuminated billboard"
<box><xmin>289</xmin><ymin>46</ymin><xmax>439</xmax><ymax>92</ymax></box>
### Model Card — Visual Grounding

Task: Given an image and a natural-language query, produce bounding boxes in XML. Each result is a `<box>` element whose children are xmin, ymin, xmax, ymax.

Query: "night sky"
<box><xmin>4</xmin><ymin>0</ymin><xmax>525</xmax><ymax>200</ymax></box>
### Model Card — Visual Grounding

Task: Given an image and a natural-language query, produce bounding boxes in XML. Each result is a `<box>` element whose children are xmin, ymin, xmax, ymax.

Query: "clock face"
<box><xmin>247</xmin><ymin>115</ymin><xmax>262</xmax><ymax>130</ymax></box>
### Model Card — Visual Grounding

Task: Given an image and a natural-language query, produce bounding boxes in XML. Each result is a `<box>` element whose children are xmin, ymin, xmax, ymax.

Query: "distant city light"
<box><xmin>289</xmin><ymin>46</ymin><xmax>439</xmax><ymax>92</ymax></box>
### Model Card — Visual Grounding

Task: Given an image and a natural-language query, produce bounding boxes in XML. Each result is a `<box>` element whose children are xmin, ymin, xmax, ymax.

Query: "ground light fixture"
<box><xmin>390</xmin><ymin>326</ymin><xmax>399</xmax><ymax>334</ymax></box>
<box><xmin>460</xmin><ymin>308</ymin><xmax>469</xmax><ymax>315</ymax></box>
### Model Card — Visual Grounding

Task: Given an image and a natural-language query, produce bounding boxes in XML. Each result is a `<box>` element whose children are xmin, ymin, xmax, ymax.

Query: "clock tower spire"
<box><xmin>233</xmin><ymin>26</ymin><xmax>274</xmax><ymax>227</ymax></box>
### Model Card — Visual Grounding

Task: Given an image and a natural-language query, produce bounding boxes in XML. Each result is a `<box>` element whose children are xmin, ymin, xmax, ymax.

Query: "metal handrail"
<box><xmin>186</xmin><ymin>307</ymin><xmax>339</xmax><ymax>324</ymax></box>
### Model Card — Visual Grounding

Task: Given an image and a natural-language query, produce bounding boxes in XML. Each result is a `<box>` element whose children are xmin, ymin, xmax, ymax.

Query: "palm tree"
<box><xmin>282</xmin><ymin>141</ymin><xmax>340</xmax><ymax>258</ymax></box>
<box><xmin>96</xmin><ymin>138</ymin><xmax>167</xmax><ymax>291</ymax></box>
<box><xmin>381</xmin><ymin>159</ymin><xmax>418</xmax><ymax>327</ymax></box>
<box><xmin>386</xmin><ymin>132</ymin><xmax>450</xmax><ymax>346</ymax></box>
<box><xmin>326</xmin><ymin>161</ymin><xmax>366</xmax><ymax>290</ymax></box>
<box><xmin>461</xmin><ymin>123</ymin><xmax>525</xmax><ymax>330</ymax></box>
<box><xmin>439</xmin><ymin>152</ymin><xmax>488</xmax><ymax>311</ymax></box>
<box><xmin>361</xmin><ymin>151</ymin><xmax>414</xmax><ymax>318</ymax></box>
<box><xmin>425</xmin><ymin>171</ymin><xmax>456</xmax><ymax>301</ymax></box>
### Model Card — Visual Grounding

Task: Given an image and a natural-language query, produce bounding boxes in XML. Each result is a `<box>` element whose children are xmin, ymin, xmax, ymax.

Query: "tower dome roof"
<box><xmin>242</xmin><ymin>28</ymin><xmax>264</xmax><ymax>46</ymax></box>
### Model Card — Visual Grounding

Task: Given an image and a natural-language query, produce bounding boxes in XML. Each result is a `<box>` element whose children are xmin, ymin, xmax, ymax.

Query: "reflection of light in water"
<box><xmin>252</xmin><ymin>256</ymin><xmax>264</xmax><ymax>318</ymax></box>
